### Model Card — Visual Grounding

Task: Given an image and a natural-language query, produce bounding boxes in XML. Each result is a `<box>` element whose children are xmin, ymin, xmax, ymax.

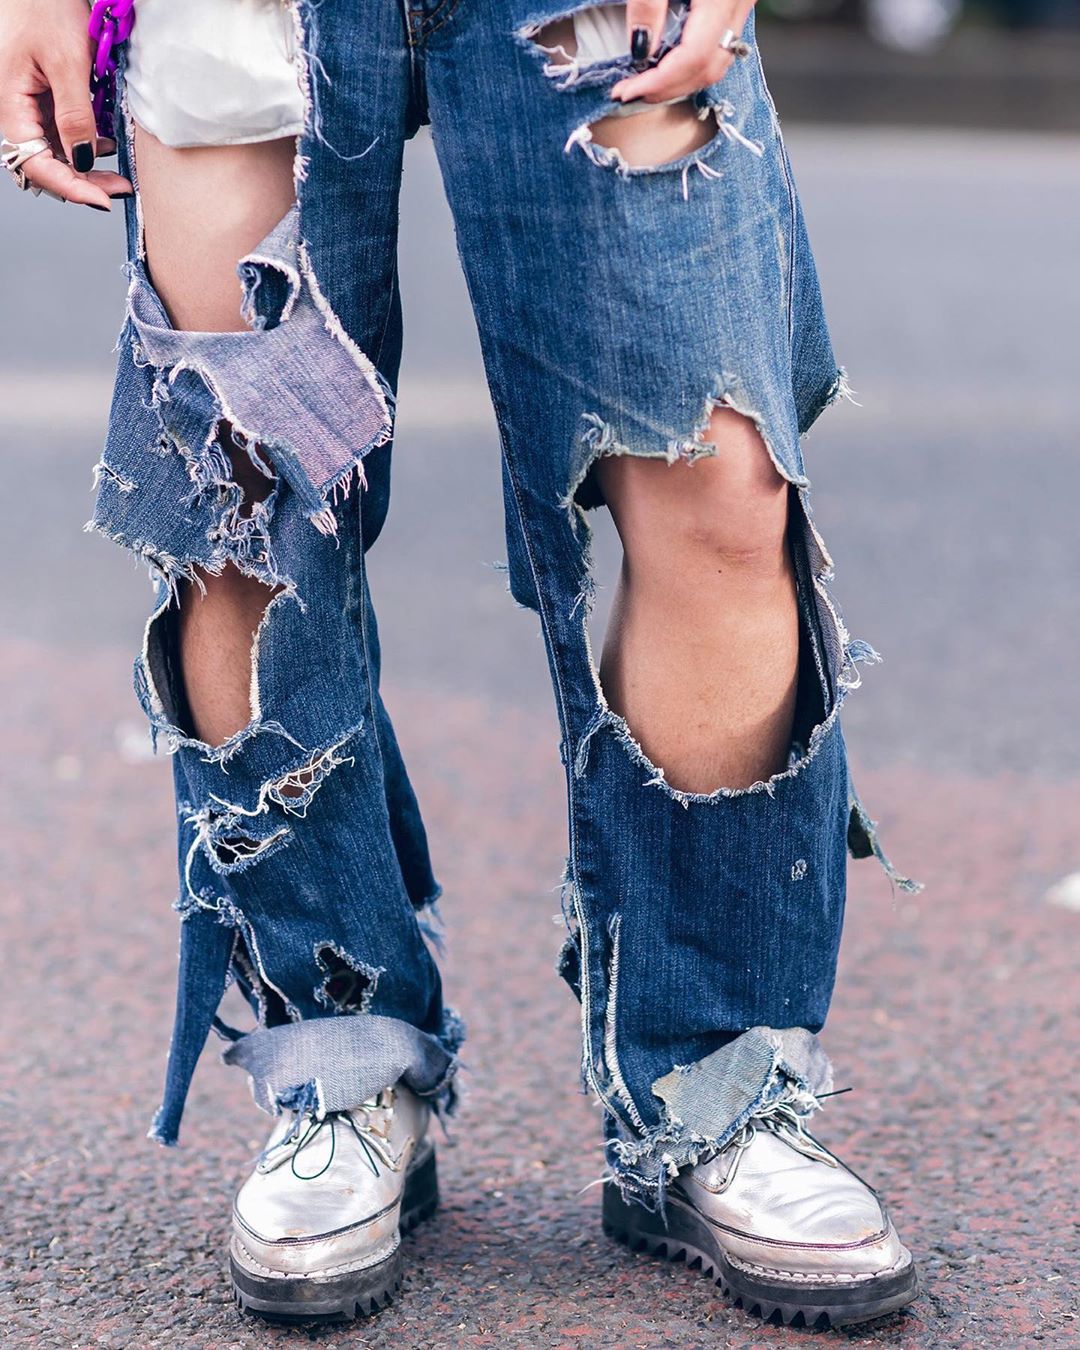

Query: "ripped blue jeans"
<box><xmin>88</xmin><ymin>0</ymin><xmax>914</xmax><ymax>1207</ymax></box>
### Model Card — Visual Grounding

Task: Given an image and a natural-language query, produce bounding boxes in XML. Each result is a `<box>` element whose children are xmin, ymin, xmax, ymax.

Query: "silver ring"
<box><xmin>718</xmin><ymin>28</ymin><xmax>751</xmax><ymax>59</ymax></box>
<box><xmin>1</xmin><ymin>135</ymin><xmax>50</xmax><ymax>191</ymax></box>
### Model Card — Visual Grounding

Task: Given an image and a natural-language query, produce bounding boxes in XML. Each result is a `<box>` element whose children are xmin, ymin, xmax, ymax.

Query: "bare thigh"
<box><xmin>134</xmin><ymin>127</ymin><xmax>297</xmax><ymax>747</ymax></box>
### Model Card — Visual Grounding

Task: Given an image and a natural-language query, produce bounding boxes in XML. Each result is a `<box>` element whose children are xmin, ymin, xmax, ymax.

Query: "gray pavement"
<box><xmin>2</xmin><ymin>125</ymin><xmax>1080</xmax><ymax>1347</ymax></box>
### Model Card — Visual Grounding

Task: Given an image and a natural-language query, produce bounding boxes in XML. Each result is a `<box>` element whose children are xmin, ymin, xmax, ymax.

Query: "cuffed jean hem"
<box><xmin>149</xmin><ymin>1007</ymin><xmax>464</xmax><ymax>1145</ymax></box>
<box><xmin>604</xmin><ymin>1026</ymin><xmax>833</xmax><ymax>1212</ymax></box>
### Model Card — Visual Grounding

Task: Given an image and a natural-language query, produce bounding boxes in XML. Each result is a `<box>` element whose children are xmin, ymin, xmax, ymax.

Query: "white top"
<box><xmin>124</xmin><ymin>0</ymin><xmax>306</xmax><ymax>148</ymax></box>
<box><xmin>571</xmin><ymin>4</ymin><xmax>686</xmax><ymax>66</ymax></box>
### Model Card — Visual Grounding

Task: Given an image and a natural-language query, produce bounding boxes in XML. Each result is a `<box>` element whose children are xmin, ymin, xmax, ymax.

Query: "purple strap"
<box><xmin>87</xmin><ymin>0</ymin><xmax>136</xmax><ymax>140</ymax></box>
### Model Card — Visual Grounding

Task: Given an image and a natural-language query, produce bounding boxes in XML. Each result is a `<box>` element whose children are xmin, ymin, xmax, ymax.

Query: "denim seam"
<box><xmin>356</xmin><ymin>527</ymin><xmax>387</xmax><ymax>766</ymax></box>
<box><xmin>753</xmin><ymin>45</ymin><xmax>796</xmax><ymax>345</ymax></box>
<box><xmin>603</xmin><ymin>915</ymin><xmax>647</xmax><ymax>1133</ymax></box>
<box><xmin>355</xmin><ymin>274</ymin><xmax>400</xmax><ymax>768</ymax></box>
<box><xmin>407</xmin><ymin>0</ymin><xmax>460</xmax><ymax>44</ymax></box>
<box><xmin>421</xmin><ymin>0</ymin><xmax>463</xmax><ymax>41</ymax></box>
<box><xmin>496</xmin><ymin>414</ymin><xmax>619</xmax><ymax>1124</ymax></box>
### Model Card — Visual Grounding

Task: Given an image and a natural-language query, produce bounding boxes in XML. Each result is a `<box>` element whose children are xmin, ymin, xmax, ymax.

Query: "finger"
<box><xmin>87</xmin><ymin>166</ymin><xmax>133</xmax><ymax>196</ymax></box>
<box><xmin>613</xmin><ymin>43</ymin><xmax>730</xmax><ymax>104</ymax></box>
<box><xmin>25</xmin><ymin>152</ymin><xmax>118</xmax><ymax>208</ymax></box>
<box><xmin>43</xmin><ymin>44</ymin><xmax>99</xmax><ymax>173</ymax></box>
<box><xmin>626</xmin><ymin>0</ymin><xmax>670</xmax><ymax>62</ymax></box>
<box><xmin>613</xmin><ymin>1</ymin><xmax>750</xmax><ymax>103</ymax></box>
<box><xmin>4</xmin><ymin>88</ymin><xmax>115</xmax><ymax>208</ymax></box>
<box><xmin>28</xmin><ymin>159</ymin><xmax>131</xmax><ymax>205</ymax></box>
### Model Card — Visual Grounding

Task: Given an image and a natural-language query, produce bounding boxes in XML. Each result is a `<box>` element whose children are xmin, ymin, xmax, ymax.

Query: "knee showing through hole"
<box><xmin>598</xmin><ymin>411</ymin><xmax>791</xmax><ymax>576</ymax></box>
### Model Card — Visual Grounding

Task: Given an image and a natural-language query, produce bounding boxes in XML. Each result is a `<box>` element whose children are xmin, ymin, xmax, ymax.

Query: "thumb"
<box><xmin>45</xmin><ymin>45</ymin><xmax>99</xmax><ymax>173</ymax></box>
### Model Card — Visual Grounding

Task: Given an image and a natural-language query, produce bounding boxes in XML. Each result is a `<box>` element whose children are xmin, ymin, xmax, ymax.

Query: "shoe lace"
<box><xmin>728</xmin><ymin>1095</ymin><xmax>839</xmax><ymax>1169</ymax></box>
<box><xmin>275</xmin><ymin>1095</ymin><xmax>398</xmax><ymax>1182</ymax></box>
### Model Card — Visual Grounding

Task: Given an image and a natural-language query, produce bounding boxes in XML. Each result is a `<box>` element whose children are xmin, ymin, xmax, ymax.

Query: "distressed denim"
<box><xmin>88</xmin><ymin>0</ymin><xmax>915</xmax><ymax>1206</ymax></box>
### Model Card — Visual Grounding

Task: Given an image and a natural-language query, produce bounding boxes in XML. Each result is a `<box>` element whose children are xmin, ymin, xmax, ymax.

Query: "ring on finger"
<box><xmin>1</xmin><ymin>136</ymin><xmax>51</xmax><ymax>192</ymax></box>
<box><xmin>718</xmin><ymin>28</ymin><xmax>751</xmax><ymax>58</ymax></box>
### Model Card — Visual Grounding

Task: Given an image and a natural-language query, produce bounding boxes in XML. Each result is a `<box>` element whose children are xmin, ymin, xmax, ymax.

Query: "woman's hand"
<box><xmin>0</xmin><ymin>0</ymin><xmax>131</xmax><ymax>208</ymax></box>
<box><xmin>612</xmin><ymin>0</ymin><xmax>757</xmax><ymax>105</ymax></box>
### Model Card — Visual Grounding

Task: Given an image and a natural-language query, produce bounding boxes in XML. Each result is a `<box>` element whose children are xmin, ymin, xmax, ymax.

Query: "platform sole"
<box><xmin>602</xmin><ymin>1182</ymin><xmax>918</xmax><ymax>1329</ymax></box>
<box><xmin>230</xmin><ymin>1141</ymin><xmax>438</xmax><ymax>1323</ymax></box>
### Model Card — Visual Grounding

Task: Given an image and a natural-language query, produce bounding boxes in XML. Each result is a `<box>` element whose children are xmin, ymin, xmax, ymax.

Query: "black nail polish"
<box><xmin>630</xmin><ymin>26</ymin><xmax>651</xmax><ymax>65</ymax></box>
<box><xmin>73</xmin><ymin>142</ymin><xmax>95</xmax><ymax>173</ymax></box>
<box><xmin>88</xmin><ymin>203</ymin><xmax>110</xmax><ymax>212</ymax></box>
<box><xmin>109</xmin><ymin>190</ymin><xmax>134</xmax><ymax>199</ymax></box>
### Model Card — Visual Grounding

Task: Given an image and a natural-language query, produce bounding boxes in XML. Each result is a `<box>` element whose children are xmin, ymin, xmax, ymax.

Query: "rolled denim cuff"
<box><xmin>222</xmin><ymin>1009</ymin><xmax>464</xmax><ymax>1119</ymax></box>
<box><xmin>607</xmin><ymin>1026</ymin><xmax>833</xmax><ymax>1210</ymax></box>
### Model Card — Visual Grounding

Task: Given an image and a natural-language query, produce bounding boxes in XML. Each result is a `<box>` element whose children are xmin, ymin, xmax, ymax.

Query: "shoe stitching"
<box><xmin>232</xmin><ymin>1234</ymin><xmax>400</xmax><ymax>1280</ymax></box>
<box><xmin>724</xmin><ymin>1249</ymin><xmax>914</xmax><ymax>1285</ymax></box>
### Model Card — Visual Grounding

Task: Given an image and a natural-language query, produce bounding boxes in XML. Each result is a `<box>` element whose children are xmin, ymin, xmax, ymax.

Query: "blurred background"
<box><xmin>759</xmin><ymin>0</ymin><xmax>1080</xmax><ymax>128</ymax></box>
<box><xmin>766</xmin><ymin>0</ymin><xmax>1079</xmax><ymax>52</ymax></box>
<box><xmin>2</xmin><ymin>7</ymin><xmax>1078</xmax><ymax>1347</ymax></box>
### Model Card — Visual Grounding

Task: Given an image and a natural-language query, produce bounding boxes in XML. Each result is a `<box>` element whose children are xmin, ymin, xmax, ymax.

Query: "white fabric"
<box><xmin>573</xmin><ymin>3</ymin><xmax>686</xmax><ymax>64</ymax></box>
<box><xmin>125</xmin><ymin>0</ymin><xmax>305</xmax><ymax>149</ymax></box>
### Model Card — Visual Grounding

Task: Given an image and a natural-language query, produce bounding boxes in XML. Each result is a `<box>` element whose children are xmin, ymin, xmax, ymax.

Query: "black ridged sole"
<box><xmin>230</xmin><ymin>1141</ymin><xmax>438</xmax><ymax>1323</ymax></box>
<box><xmin>602</xmin><ymin>1182</ymin><xmax>918</xmax><ymax>1330</ymax></box>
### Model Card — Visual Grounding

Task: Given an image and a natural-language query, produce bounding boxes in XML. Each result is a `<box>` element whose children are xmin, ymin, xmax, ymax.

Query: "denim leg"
<box><xmin>425</xmin><ymin>0</ymin><xmax>916</xmax><ymax>1205</ymax></box>
<box><xmin>89</xmin><ymin>8</ymin><xmax>462</xmax><ymax>1143</ymax></box>
<box><xmin>91</xmin><ymin>342</ymin><xmax>460</xmax><ymax>1139</ymax></box>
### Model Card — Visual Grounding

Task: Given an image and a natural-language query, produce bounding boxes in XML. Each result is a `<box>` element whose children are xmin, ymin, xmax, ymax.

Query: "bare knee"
<box><xmin>597</xmin><ymin>411</ymin><xmax>791</xmax><ymax>580</ymax></box>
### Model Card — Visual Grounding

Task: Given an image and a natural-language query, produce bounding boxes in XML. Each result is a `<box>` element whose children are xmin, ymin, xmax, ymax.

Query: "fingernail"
<box><xmin>88</xmin><ymin>202</ymin><xmax>110</xmax><ymax>213</ymax></box>
<box><xmin>630</xmin><ymin>26</ymin><xmax>651</xmax><ymax>64</ymax></box>
<box><xmin>109</xmin><ymin>190</ymin><xmax>134</xmax><ymax>199</ymax></box>
<box><xmin>73</xmin><ymin>142</ymin><xmax>95</xmax><ymax>173</ymax></box>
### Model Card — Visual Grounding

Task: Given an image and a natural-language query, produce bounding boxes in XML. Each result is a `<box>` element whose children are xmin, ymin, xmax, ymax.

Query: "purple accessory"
<box><xmin>87</xmin><ymin>0</ymin><xmax>136</xmax><ymax>141</ymax></box>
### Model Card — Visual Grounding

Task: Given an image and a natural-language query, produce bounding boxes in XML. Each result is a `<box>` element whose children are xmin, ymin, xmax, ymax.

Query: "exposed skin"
<box><xmin>1</xmin><ymin>0</ymin><xmax>792</xmax><ymax>792</ymax></box>
<box><xmin>612</xmin><ymin>0</ymin><xmax>760</xmax><ymax>105</ymax></box>
<box><xmin>596</xmin><ymin>434</ymin><xmax>797</xmax><ymax>793</ymax></box>
<box><xmin>538</xmin><ymin>18</ymin><xmax>716</xmax><ymax>168</ymax></box>
<box><xmin>136</xmin><ymin>129</ymin><xmax>295</xmax><ymax>750</ymax></box>
<box><xmin>0</xmin><ymin>0</ymin><xmax>759</xmax><ymax>199</ymax></box>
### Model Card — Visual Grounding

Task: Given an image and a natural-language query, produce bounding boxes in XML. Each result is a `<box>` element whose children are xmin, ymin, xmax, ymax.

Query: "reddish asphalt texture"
<box><xmin>2</xmin><ymin>636</ymin><xmax>1077</xmax><ymax>1350</ymax></box>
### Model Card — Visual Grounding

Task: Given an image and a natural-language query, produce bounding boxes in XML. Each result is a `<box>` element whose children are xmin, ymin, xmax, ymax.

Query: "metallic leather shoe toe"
<box><xmin>603</xmin><ymin>1099</ymin><xmax>918</xmax><ymax>1329</ymax></box>
<box><xmin>230</xmin><ymin>1084</ymin><xmax>436</xmax><ymax>1321</ymax></box>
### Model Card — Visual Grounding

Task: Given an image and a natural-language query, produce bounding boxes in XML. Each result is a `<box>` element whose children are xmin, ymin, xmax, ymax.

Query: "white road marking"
<box><xmin>1044</xmin><ymin>872</ymin><xmax>1080</xmax><ymax>912</ymax></box>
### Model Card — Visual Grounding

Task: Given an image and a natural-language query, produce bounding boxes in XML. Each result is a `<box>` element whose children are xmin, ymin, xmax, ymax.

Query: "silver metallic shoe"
<box><xmin>230</xmin><ymin>1084</ymin><xmax>436</xmax><ymax>1321</ymax></box>
<box><xmin>603</xmin><ymin>1099</ymin><xmax>918</xmax><ymax>1329</ymax></box>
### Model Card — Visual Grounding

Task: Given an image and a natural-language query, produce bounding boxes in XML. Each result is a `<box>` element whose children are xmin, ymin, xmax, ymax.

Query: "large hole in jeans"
<box><xmin>156</xmin><ymin>429</ymin><xmax>283</xmax><ymax>748</ymax></box>
<box><xmin>532</xmin><ymin>6</ymin><xmax>714</xmax><ymax>168</ymax></box>
<box><xmin>580</xmin><ymin>412</ymin><xmax>830</xmax><ymax>795</ymax></box>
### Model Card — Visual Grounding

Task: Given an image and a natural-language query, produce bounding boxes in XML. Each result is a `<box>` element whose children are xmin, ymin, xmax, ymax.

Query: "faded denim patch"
<box><xmin>124</xmin><ymin>206</ymin><xmax>391</xmax><ymax>535</ymax></box>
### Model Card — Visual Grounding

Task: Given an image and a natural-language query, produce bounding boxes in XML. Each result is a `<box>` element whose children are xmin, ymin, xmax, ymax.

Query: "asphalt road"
<box><xmin>2</xmin><ymin>125</ymin><xmax>1079</xmax><ymax>1348</ymax></box>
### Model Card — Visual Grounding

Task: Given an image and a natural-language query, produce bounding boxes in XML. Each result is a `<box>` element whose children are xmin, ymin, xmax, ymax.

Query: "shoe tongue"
<box><xmin>257</xmin><ymin>1109</ymin><xmax>329</xmax><ymax>1174</ymax></box>
<box><xmin>759</xmin><ymin>1111</ymin><xmax>836</xmax><ymax>1167</ymax></box>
